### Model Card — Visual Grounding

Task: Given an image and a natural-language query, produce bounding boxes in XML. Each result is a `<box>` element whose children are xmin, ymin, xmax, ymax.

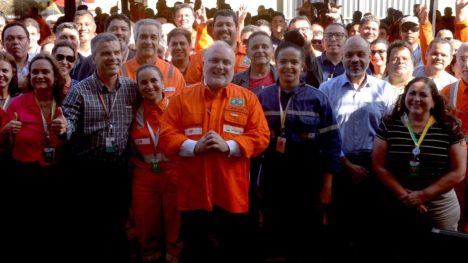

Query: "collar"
<box><xmin>93</xmin><ymin>72</ymin><xmax>121</xmax><ymax>93</ymax></box>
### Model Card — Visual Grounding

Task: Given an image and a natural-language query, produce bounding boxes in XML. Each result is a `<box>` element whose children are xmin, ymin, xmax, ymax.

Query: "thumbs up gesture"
<box><xmin>51</xmin><ymin>107</ymin><xmax>67</xmax><ymax>135</ymax></box>
<box><xmin>5</xmin><ymin>112</ymin><xmax>22</xmax><ymax>134</ymax></box>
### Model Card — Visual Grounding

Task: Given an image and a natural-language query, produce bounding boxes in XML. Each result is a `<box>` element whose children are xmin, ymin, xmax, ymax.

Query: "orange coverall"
<box><xmin>130</xmin><ymin>98</ymin><xmax>181</xmax><ymax>262</ymax></box>
<box><xmin>121</xmin><ymin>58</ymin><xmax>186</xmax><ymax>98</ymax></box>
<box><xmin>159</xmin><ymin>82</ymin><xmax>270</xmax><ymax>213</ymax></box>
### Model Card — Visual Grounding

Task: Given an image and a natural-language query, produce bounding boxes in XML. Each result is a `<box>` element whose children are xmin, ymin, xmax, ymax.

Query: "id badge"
<box><xmin>105</xmin><ymin>137</ymin><xmax>116</xmax><ymax>153</ymax></box>
<box><xmin>409</xmin><ymin>160</ymin><xmax>420</xmax><ymax>177</ymax></box>
<box><xmin>43</xmin><ymin>147</ymin><xmax>55</xmax><ymax>163</ymax></box>
<box><xmin>151</xmin><ymin>159</ymin><xmax>161</xmax><ymax>173</ymax></box>
<box><xmin>276</xmin><ymin>136</ymin><xmax>286</xmax><ymax>153</ymax></box>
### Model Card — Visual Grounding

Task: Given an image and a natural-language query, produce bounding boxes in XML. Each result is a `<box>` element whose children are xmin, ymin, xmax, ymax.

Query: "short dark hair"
<box><xmin>167</xmin><ymin>28</ymin><xmax>191</xmax><ymax>44</ymax></box>
<box><xmin>213</xmin><ymin>9</ymin><xmax>238</xmax><ymax>28</ymax></box>
<box><xmin>2</xmin><ymin>22</ymin><xmax>29</xmax><ymax>42</ymax></box>
<box><xmin>386</xmin><ymin>40</ymin><xmax>414</xmax><ymax>64</ymax></box>
<box><xmin>105</xmin><ymin>14</ymin><xmax>132</xmax><ymax>32</ymax></box>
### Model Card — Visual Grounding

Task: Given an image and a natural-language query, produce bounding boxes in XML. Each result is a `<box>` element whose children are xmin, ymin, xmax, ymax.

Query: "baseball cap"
<box><xmin>399</xmin><ymin>16</ymin><xmax>419</xmax><ymax>27</ymax></box>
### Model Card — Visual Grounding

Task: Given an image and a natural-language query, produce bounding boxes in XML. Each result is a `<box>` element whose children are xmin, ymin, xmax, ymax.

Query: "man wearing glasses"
<box><xmin>317</xmin><ymin>23</ymin><xmax>347</xmax><ymax>81</ymax></box>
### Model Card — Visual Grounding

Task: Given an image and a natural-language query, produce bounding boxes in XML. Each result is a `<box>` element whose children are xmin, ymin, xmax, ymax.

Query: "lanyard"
<box><xmin>98</xmin><ymin>91</ymin><xmax>119</xmax><ymax>128</ymax></box>
<box><xmin>1</xmin><ymin>95</ymin><xmax>9</xmax><ymax>110</ymax></box>
<box><xmin>34</xmin><ymin>96</ymin><xmax>56</xmax><ymax>144</ymax></box>
<box><xmin>145</xmin><ymin>98</ymin><xmax>169</xmax><ymax>154</ymax></box>
<box><xmin>278</xmin><ymin>87</ymin><xmax>293</xmax><ymax>135</ymax></box>
<box><xmin>403</xmin><ymin>113</ymin><xmax>434</xmax><ymax>150</ymax></box>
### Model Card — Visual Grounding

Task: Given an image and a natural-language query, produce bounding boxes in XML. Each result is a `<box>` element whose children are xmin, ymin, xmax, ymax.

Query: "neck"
<box><xmin>389</xmin><ymin>74</ymin><xmax>410</xmax><ymax>88</ymax></box>
<box><xmin>271</xmin><ymin>31</ymin><xmax>283</xmax><ymax>40</ymax></box>
<box><xmin>136</xmin><ymin>55</ymin><xmax>157</xmax><ymax>65</ymax></box>
<box><xmin>425</xmin><ymin>66</ymin><xmax>444</xmax><ymax>78</ymax></box>
<box><xmin>250</xmin><ymin>64</ymin><xmax>270</xmax><ymax>78</ymax></box>
<box><xmin>280</xmin><ymin>80</ymin><xmax>299</xmax><ymax>91</ymax></box>
<box><xmin>0</xmin><ymin>87</ymin><xmax>8</xmax><ymax>99</ymax></box>
<box><xmin>171</xmin><ymin>58</ymin><xmax>189</xmax><ymax>73</ymax></box>
<box><xmin>15</xmin><ymin>56</ymin><xmax>28</xmax><ymax>69</ymax></box>
<box><xmin>347</xmin><ymin>73</ymin><xmax>366</xmax><ymax>86</ymax></box>
<box><xmin>326</xmin><ymin>52</ymin><xmax>342</xmax><ymax>65</ymax></box>
<box><xmin>79</xmin><ymin>42</ymin><xmax>90</xmax><ymax>54</ymax></box>
<box><xmin>97</xmin><ymin>72</ymin><xmax>118</xmax><ymax>91</ymax></box>
<box><xmin>373</xmin><ymin>64</ymin><xmax>386</xmax><ymax>75</ymax></box>
<box><xmin>408</xmin><ymin>111</ymin><xmax>430</xmax><ymax>123</ymax></box>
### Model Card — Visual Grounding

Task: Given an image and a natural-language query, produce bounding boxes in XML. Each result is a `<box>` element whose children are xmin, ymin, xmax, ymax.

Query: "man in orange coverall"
<box><xmin>159</xmin><ymin>41</ymin><xmax>270</xmax><ymax>263</ymax></box>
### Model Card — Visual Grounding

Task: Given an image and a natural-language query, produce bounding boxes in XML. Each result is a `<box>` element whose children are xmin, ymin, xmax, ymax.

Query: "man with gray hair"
<box><xmin>441</xmin><ymin>42</ymin><xmax>468</xmax><ymax>233</ymax></box>
<box><xmin>121</xmin><ymin>18</ymin><xmax>185</xmax><ymax>99</ymax></box>
<box><xmin>62</xmin><ymin>32</ymin><xmax>137</xmax><ymax>262</ymax></box>
<box><xmin>359</xmin><ymin>14</ymin><xmax>380</xmax><ymax>43</ymax></box>
<box><xmin>159</xmin><ymin>41</ymin><xmax>269</xmax><ymax>263</ymax></box>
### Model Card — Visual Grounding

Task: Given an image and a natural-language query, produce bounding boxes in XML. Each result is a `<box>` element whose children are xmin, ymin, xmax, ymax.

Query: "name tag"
<box><xmin>134</xmin><ymin>138</ymin><xmax>151</xmax><ymax>145</ymax></box>
<box><xmin>164</xmin><ymin>87</ymin><xmax>176</xmax><ymax>92</ymax></box>
<box><xmin>223</xmin><ymin>124</ymin><xmax>244</xmax><ymax>135</ymax></box>
<box><xmin>185</xmin><ymin>127</ymin><xmax>203</xmax><ymax>136</ymax></box>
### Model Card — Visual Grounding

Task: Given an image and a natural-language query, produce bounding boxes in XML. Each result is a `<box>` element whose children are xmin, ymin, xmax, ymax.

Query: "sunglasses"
<box><xmin>401</xmin><ymin>26</ymin><xmax>419</xmax><ymax>33</ymax></box>
<box><xmin>55</xmin><ymin>54</ymin><xmax>76</xmax><ymax>63</ymax></box>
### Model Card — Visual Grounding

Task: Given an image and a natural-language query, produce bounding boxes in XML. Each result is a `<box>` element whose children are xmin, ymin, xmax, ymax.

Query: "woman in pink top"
<box><xmin>0</xmin><ymin>53</ymin><xmax>68</xmax><ymax>261</ymax></box>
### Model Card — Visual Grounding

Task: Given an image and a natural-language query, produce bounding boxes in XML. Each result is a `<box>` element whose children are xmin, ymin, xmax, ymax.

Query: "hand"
<box><xmin>400</xmin><ymin>189</ymin><xmax>427</xmax><ymax>208</ymax></box>
<box><xmin>326</xmin><ymin>2</ymin><xmax>342</xmax><ymax>21</ymax></box>
<box><xmin>194</xmin><ymin>130</ymin><xmax>229</xmax><ymax>154</ymax></box>
<box><xmin>237</xmin><ymin>5</ymin><xmax>248</xmax><ymax>23</ymax></box>
<box><xmin>456</xmin><ymin>0</ymin><xmax>468</xmax><ymax>21</ymax></box>
<box><xmin>344</xmin><ymin>161</ymin><xmax>369</xmax><ymax>184</ymax></box>
<box><xmin>195</xmin><ymin>4</ymin><xmax>207</xmax><ymax>25</ymax></box>
<box><xmin>418</xmin><ymin>0</ymin><xmax>430</xmax><ymax>24</ymax></box>
<box><xmin>6</xmin><ymin>112</ymin><xmax>22</xmax><ymax>134</ymax></box>
<box><xmin>51</xmin><ymin>107</ymin><xmax>67</xmax><ymax>135</ymax></box>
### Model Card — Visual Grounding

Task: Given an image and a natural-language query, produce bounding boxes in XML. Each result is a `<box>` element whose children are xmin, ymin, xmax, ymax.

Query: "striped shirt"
<box><xmin>63</xmin><ymin>73</ymin><xmax>138</xmax><ymax>164</ymax></box>
<box><xmin>376</xmin><ymin>117</ymin><xmax>463</xmax><ymax>190</ymax></box>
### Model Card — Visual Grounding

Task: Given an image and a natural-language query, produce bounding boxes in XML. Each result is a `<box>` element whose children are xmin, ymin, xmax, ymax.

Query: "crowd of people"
<box><xmin>0</xmin><ymin>0</ymin><xmax>467</xmax><ymax>262</ymax></box>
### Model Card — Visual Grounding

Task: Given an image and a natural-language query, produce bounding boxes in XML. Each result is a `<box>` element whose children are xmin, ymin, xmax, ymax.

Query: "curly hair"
<box><xmin>387</xmin><ymin>76</ymin><xmax>463</xmax><ymax>137</ymax></box>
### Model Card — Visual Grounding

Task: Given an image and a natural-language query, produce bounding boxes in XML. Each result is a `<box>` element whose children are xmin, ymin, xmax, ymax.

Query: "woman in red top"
<box><xmin>0</xmin><ymin>53</ymin><xmax>68</xmax><ymax>261</ymax></box>
<box><xmin>130</xmin><ymin>64</ymin><xmax>181</xmax><ymax>263</ymax></box>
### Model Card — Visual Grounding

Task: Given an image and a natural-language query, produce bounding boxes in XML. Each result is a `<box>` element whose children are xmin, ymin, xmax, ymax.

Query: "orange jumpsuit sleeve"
<box><xmin>184</xmin><ymin>51</ymin><xmax>204</xmax><ymax>85</ymax></box>
<box><xmin>455</xmin><ymin>20</ymin><xmax>468</xmax><ymax>42</ymax></box>
<box><xmin>419</xmin><ymin>21</ymin><xmax>433</xmax><ymax>65</ymax></box>
<box><xmin>194</xmin><ymin>22</ymin><xmax>213</xmax><ymax>51</ymax></box>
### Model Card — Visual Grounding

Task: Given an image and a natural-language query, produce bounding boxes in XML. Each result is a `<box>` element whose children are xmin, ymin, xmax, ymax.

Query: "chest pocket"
<box><xmin>223</xmin><ymin>105</ymin><xmax>248</xmax><ymax>137</ymax></box>
<box><xmin>293</xmin><ymin>115</ymin><xmax>320</xmax><ymax>142</ymax></box>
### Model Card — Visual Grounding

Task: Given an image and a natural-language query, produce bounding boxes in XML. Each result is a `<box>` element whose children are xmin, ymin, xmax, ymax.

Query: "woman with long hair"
<box><xmin>372</xmin><ymin>76</ymin><xmax>466</xmax><ymax>262</ymax></box>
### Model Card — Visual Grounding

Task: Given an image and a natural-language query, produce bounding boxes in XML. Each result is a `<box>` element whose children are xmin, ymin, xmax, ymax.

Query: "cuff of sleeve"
<box><xmin>226</xmin><ymin>140</ymin><xmax>242</xmax><ymax>157</ymax></box>
<box><xmin>180</xmin><ymin>139</ymin><xmax>197</xmax><ymax>157</ymax></box>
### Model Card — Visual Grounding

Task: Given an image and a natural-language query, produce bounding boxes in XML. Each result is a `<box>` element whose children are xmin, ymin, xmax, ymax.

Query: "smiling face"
<box><xmin>107</xmin><ymin>19</ymin><xmax>131</xmax><ymax>46</ymax></box>
<box><xmin>174</xmin><ymin>7</ymin><xmax>195</xmax><ymax>31</ymax></box>
<box><xmin>213</xmin><ymin>15</ymin><xmax>237</xmax><ymax>45</ymax></box>
<box><xmin>137</xmin><ymin>67</ymin><xmax>163</xmax><ymax>103</ymax></box>
<box><xmin>0</xmin><ymin>60</ymin><xmax>14</xmax><ymax>91</ymax></box>
<box><xmin>53</xmin><ymin>46</ymin><xmax>76</xmax><ymax>77</ymax></box>
<box><xmin>247</xmin><ymin>34</ymin><xmax>273</xmax><ymax>66</ymax></box>
<box><xmin>136</xmin><ymin>24</ymin><xmax>159</xmax><ymax>59</ymax></box>
<box><xmin>343</xmin><ymin>37</ymin><xmax>370</xmax><ymax>79</ymax></box>
<box><xmin>74</xmin><ymin>13</ymin><xmax>96</xmax><ymax>44</ymax></box>
<box><xmin>370</xmin><ymin>42</ymin><xmax>387</xmax><ymax>68</ymax></box>
<box><xmin>276</xmin><ymin>46</ymin><xmax>303</xmax><ymax>89</ymax></box>
<box><xmin>426</xmin><ymin>42</ymin><xmax>452</xmax><ymax>72</ymax></box>
<box><xmin>93</xmin><ymin>40</ymin><xmax>122</xmax><ymax>78</ymax></box>
<box><xmin>30</xmin><ymin>59</ymin><xmax>54</xmax><ymax>91</ymax></box>
<box><xmin>387</xmin><ymin>47</ymin><xmax>414</xmax><ymax>80</ymax></box>
<box><xmin>169</xmin><ymin>34</ymin><xmax>190</xmax><ymax>62</ymax></box>
<box><xmin>203</xmin><ymin>43</ymin><xmax>235</xmax><ymax>91</ymax></box>
<box><xmin>405</xmin><ymin>80</ymin><xmax>435</xmax><ymax>117</ymax></box>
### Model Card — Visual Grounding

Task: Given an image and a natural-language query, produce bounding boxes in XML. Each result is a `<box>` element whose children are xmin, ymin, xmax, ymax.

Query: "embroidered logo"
<box><xmin>229</xmin><ymin>98</ymin><xmax>245</xmax><ymax>107</ymax></box>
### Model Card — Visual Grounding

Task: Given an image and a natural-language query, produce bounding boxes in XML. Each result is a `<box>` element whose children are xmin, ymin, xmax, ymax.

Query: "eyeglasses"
<box><xmin>55</xmin><ymin>54</ymin><xmax>76</xmax><ymax>63</ymax></box>
<box><xmin>324</xmin><ymin>32</ymin><xmax>346</xmax><ymax>39</ymax></box>
<box><xmin>371</xmin><ymin>49</ymin><xmax>386</xmax><ymax>55</ymax></box>
<box><xmin>401</xmin><ymin>26</ymin><xmax>419</xmax><ymax>33</ymax></box>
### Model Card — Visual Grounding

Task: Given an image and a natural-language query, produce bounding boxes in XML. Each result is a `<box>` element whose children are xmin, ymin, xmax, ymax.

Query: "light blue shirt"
<box><xmin>319</xmin><ymin>74</ymin><xmax>394</xmax><ymax>155</ymax></box>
